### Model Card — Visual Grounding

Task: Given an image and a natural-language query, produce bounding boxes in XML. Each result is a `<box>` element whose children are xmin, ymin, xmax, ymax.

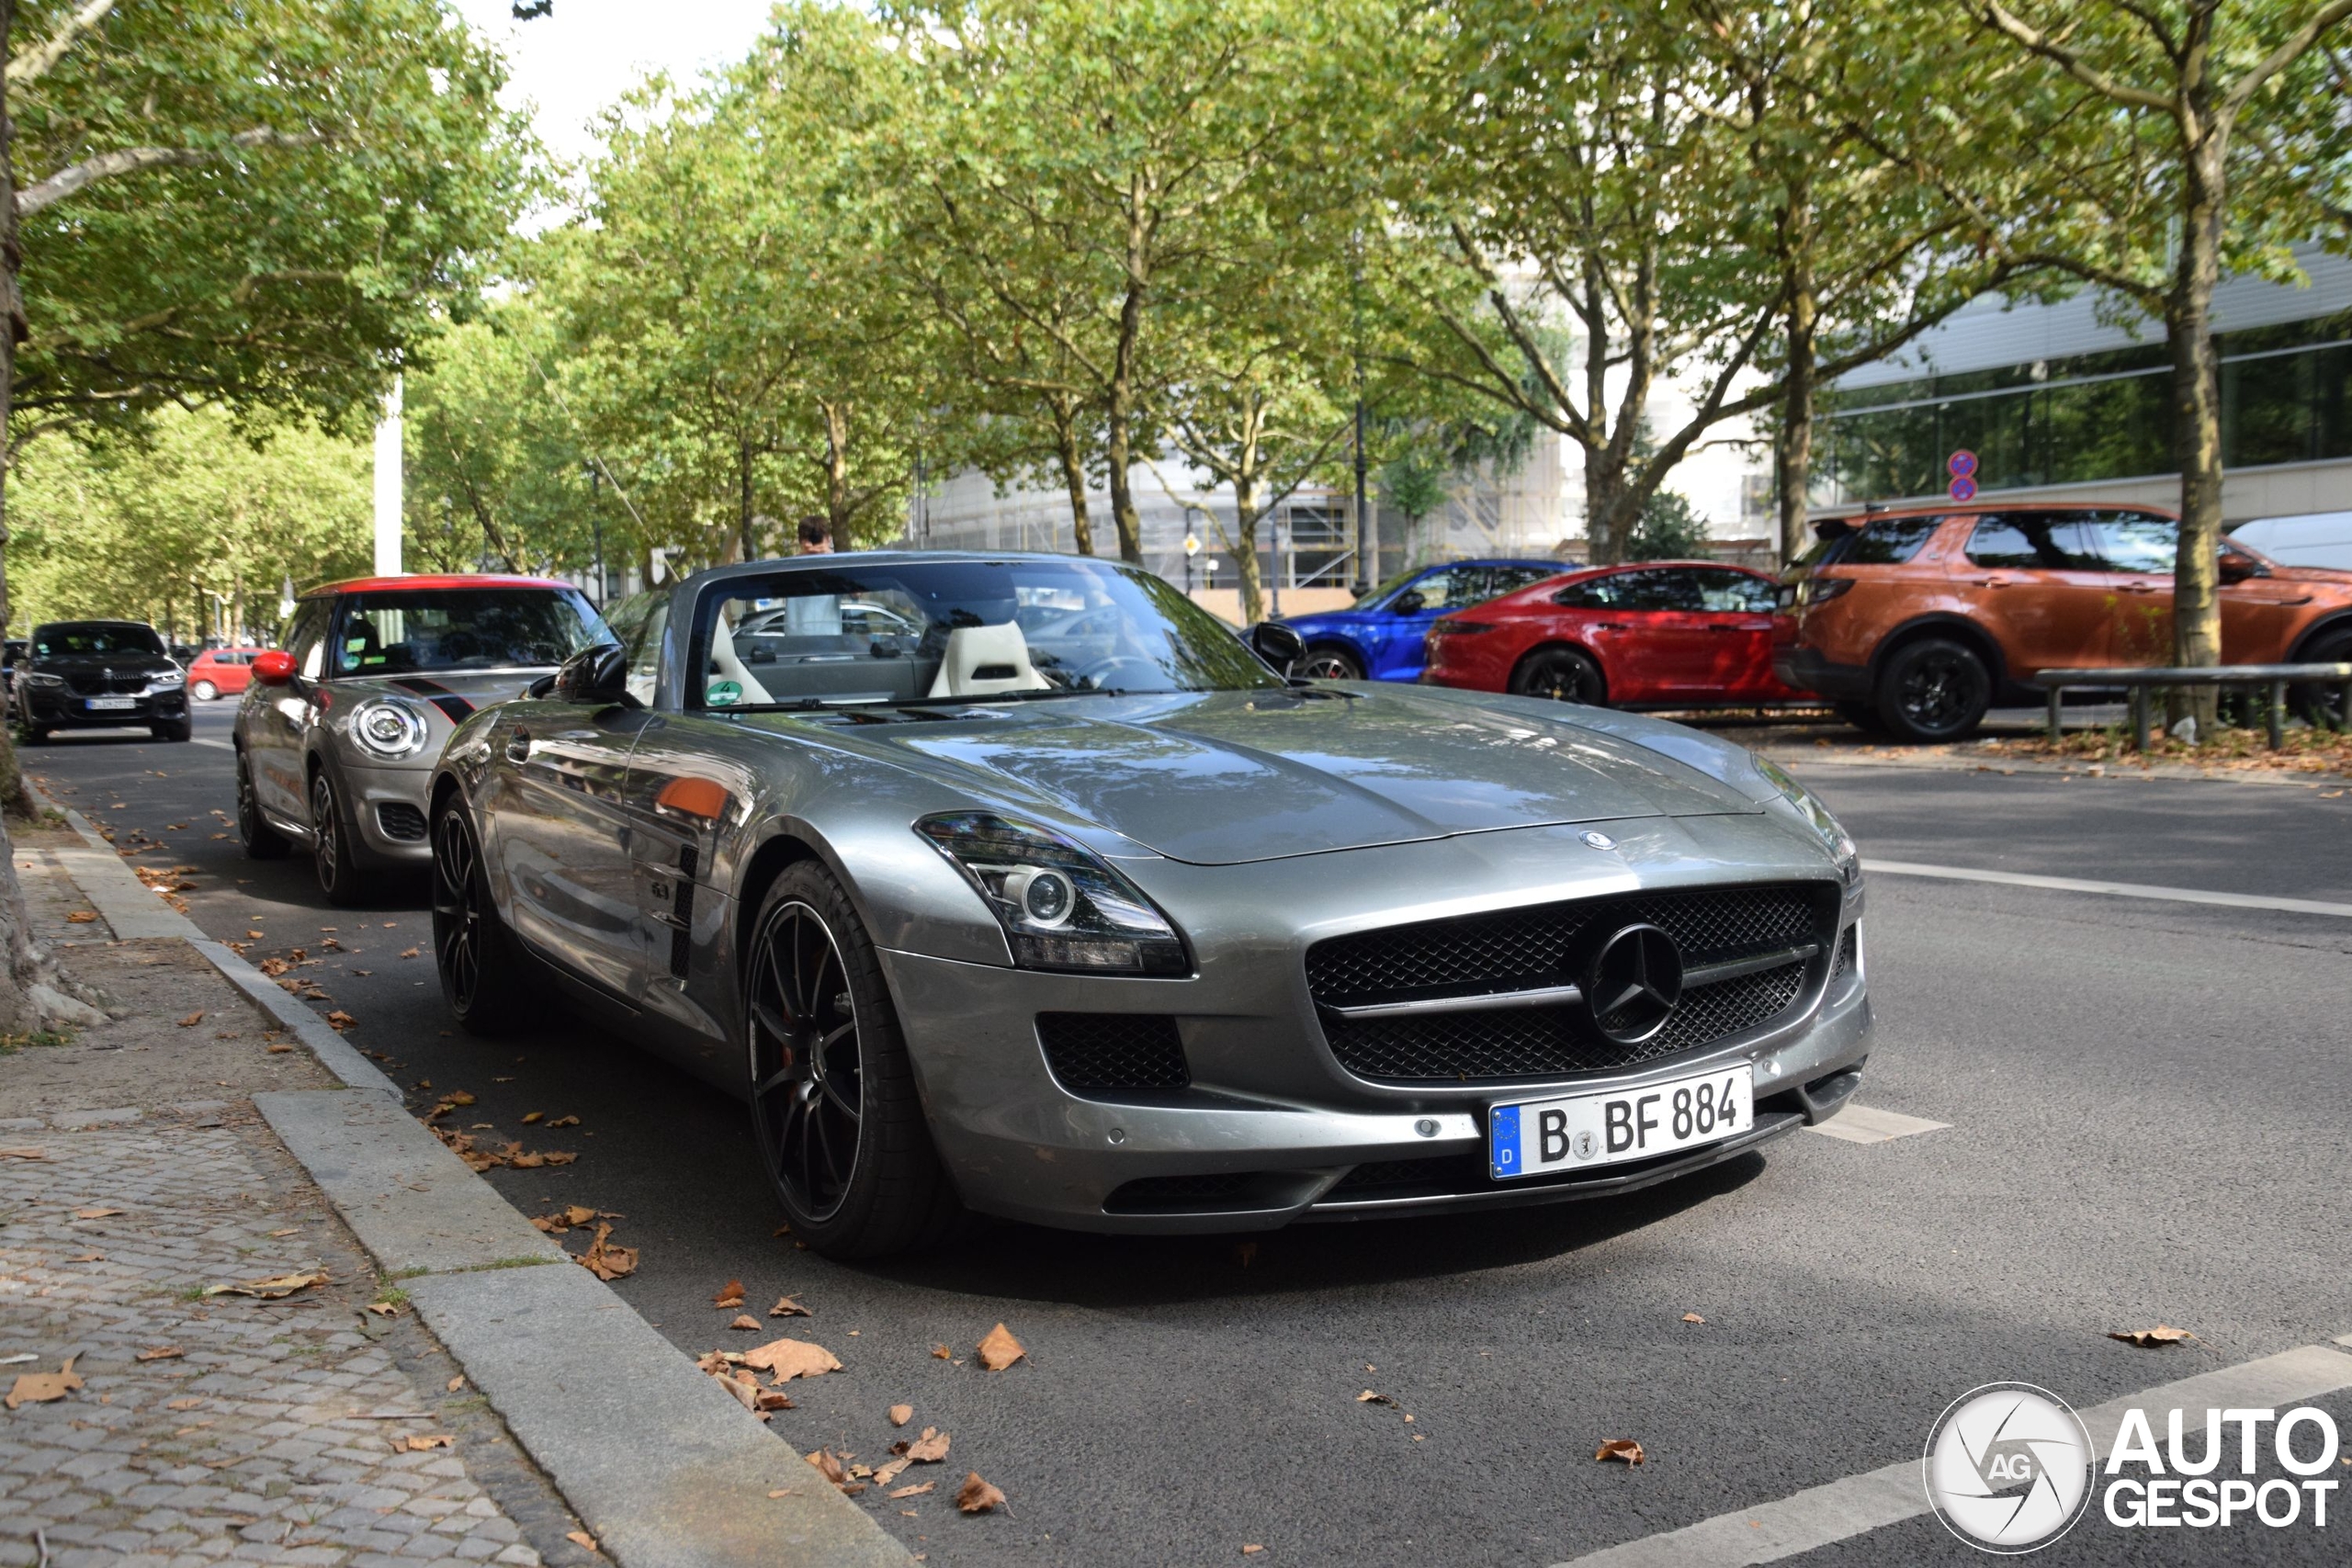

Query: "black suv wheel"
<box><xmin>1875</xmin><ymin>637</ymin><xmax>1992</xmax><ymax>742</ymax></box>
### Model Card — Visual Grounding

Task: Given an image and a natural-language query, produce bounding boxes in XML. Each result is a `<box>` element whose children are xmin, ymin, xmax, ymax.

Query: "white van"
<box><xmin>2230</xmin><ymin>511</ymin><xmax>2352</xmax><ymax>570</ymax></box>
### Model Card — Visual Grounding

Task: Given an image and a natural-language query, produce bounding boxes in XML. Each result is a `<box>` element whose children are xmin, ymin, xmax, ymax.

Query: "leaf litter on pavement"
<box><xmin>5</xmin><ymin>1356</ymin><xmax>83</xmax><ymax>1409</ymax></box>
<box><xmin>204</xmin><ymin>1269</ymin><xmax>327</xmax><ymax>1300</ymax></box>
<box><xmin>2109</xmin><ymin>1325</ymin><xmax>2198</xmax><ymax>1348</ymax></box>
<box><xmin>976</xmin><ymin>1322</ymin><xmax>1025</xmax><ymax>1371</ymax></box>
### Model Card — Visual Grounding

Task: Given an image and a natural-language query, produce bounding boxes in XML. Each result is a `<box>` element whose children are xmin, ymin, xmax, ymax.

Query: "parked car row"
<box><xmin>1277</xmin><ymin>502</ymin><xmax>2352</xmax><ymax>742</ymax></box>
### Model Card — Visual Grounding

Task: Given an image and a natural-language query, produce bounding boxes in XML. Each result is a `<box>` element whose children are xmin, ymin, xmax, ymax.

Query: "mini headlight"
<box><xmin>1753</xmin><ymin>755</ymin><xmax>1860</xmax><ymax>886</ymax></box>
<box><xmin>349</xmin><ymin>696</ymin><xmax>430</xmax><ymax>760</ymax></box>
<box><xmin>917</xmin><ymin>812</ymin><xmax>1190</xmax><ymax>975</ymax></box>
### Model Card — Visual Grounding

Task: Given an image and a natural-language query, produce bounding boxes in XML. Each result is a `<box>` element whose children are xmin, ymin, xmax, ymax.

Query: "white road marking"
<box><xmin>1553</xmin><ymin>1341</ymin><xmax>2352</xmax><ymax>1568</ymax></box>
<box><xmin>1805</xmin><ymin>1104</ymin><xmax>1948</xmax><ymax>1145</ymax></box>
<box><xmin>1865</xmin><ymin>858</ymin><xmax>2352</xmax><ymax>919</ymax></box>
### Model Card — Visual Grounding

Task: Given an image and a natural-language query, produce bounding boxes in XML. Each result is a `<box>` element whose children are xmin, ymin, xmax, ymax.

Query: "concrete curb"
<box><xmin>1758</xmin><ymin>741</ymin><xmax>2352</xmax><ymax>788</ymax></box>
<box><xmin>25</xmin><ymin>784</ymin><xmax>913</xmax><ymax>1568</ymax></box>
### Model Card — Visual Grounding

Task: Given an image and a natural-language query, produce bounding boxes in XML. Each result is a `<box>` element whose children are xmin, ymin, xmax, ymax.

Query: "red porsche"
<box><xmin>1419</xmin><ymin>559</ymin><xmax>1804</xmax><ymax>707</ymax></box>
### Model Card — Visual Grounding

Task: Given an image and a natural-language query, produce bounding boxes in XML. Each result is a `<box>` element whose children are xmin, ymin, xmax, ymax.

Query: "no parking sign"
<box><xmin>1947</xmin><ymin>450</ymin><xmax>1978</xmax><ymax>502</ymax></box>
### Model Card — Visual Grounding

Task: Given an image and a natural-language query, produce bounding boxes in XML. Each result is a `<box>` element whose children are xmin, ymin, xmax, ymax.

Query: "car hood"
<box><xmin>30</xmin><ymin>651</ymin><xmax>175</xmax><ymax>673</ymax></box>
<box><xmin>337</xmin><ymin>669</ymin><xmax>552</xmax><ymax>713</ymax></box>
<box><xmin>819</xmin><ymin>685</ymin><xmax>1766</xmax><ymax>865</ymax></box>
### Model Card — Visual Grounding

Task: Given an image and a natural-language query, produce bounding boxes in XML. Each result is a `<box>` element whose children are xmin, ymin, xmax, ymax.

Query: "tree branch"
<box><xmin>2221</xmin><ymin>0</ymin><xmax>2352</xmax><ymax>113</ymax></box>
<box><xmin>17</xmin><ymin>128</ymin><xmax>328</xmax><ymax>217</ymax></box>
<box><xmin>7</xmin><ymin>0</ymin><xmax>116</xmax><ymax>87</ymax></box>
<box><xmin>1978</xmin><ymin>2</ymin><xmax>2177</xmax><ymax>113</ymax></box>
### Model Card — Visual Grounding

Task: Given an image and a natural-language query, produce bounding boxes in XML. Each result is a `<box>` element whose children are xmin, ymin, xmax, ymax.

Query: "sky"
<box><xmin>448</xmin><ymin>0</ymin><xmax>779</xmax><ymax>168</ymax></box>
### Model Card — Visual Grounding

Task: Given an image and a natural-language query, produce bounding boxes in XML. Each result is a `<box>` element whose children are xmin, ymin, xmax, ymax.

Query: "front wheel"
<box><xmin>2290</xmin><ymin>630</ymin><xmax>2352</xmax><ymax>730</ymax></box>
<box><xmin>310</xmin><ymin>767</ymin><xmax>373</xmax><ymax>907</ymax></box>
<box><xmin>190</xmin><ymin>680</ymin><xmax>219</xmax><ymax>702</ymax></box>
<box><xmin>152</xmin><ymin>716</ymin><xmax>193</xmax><ymax>742</ymax></box>
<box><xmin>1297</xmin><ymin>645</ymin><xmax>1363</xmax><ymax>682</ymax></box>
<box><xmin>430</xmin><ymin>801</ymin><xmax>526</xmax><ymax>1034</ymax></box>
<box><xmin>1876</xmin><ymin>637</ymin><xmax>1991</xmax><ymax>742</ymax></box>
<box><xmin>746</xmin><ymin>862</ymin><xmax>956</xmax><ymax>1258</ymax></box>
<box><xmin>1511</xmin><ymin>646</ymin><xmax>1607</xmax><ymax>705</ymax></box>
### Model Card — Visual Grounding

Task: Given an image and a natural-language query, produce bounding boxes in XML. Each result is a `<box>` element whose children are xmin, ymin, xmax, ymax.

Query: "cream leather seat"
<box><xmin>926</xmin><ymin>622</ymin><xmax>1050</xmax><ymax>697</ymax></box>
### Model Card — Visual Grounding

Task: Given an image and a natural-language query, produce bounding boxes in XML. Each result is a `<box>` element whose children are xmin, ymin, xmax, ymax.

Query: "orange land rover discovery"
<box><xmin>1773</xmin><ymin>502</ymin><xmax>2352</xmax><ymax>742</ymax></box>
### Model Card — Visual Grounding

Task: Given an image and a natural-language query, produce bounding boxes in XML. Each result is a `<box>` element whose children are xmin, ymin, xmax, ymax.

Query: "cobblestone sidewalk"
<box><xmin>0</xmin><ymin>1101</ymin><xmax>595</xmax><ymax>1568</ymax></box>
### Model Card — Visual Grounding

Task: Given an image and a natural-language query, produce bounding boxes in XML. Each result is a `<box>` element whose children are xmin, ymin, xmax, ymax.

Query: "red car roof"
<box><xmin>301</xmin><ymin>573</ymin><xmax>575</xmax><ymax>598</ymax></box>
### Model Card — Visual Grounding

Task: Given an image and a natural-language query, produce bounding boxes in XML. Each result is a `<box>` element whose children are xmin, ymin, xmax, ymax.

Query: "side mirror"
<box><xmin>1246</xmin><ymin>621</ymin><xmax>1305</xmax><ymax>677</ymax></box>
<box><xmin>2219</xmin><ymin>552</ymin><xmax>2267</xmax><ymax>584</ymax></box>
<box><xmin>253</xmin><ymin>650</ymin><xmax>296</xmax><ymax>686</ymax></box>
<box><xmin>553</xmin><ymin>642</ymin><xmax>633</xmax><ymax>705</ymax></box>
<box><xmin>1390</xmin><ymin>591</ymin><xmax>1427</xmax><ymax>615</ymax></box>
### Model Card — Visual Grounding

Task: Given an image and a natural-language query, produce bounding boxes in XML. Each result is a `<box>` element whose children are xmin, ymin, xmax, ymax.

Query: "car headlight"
<box><xmin>348</xmin><ymin>696</ymin><xmax>431</xmax><ymax>760</ymax></box>
<box><xmin>917</xmin><ymin>812</ymin><xmax>1190</xmax><ymax>976</ymax></box>
<box><xmin>1753</xmin><ymin>755</ymin><xmax>1860</xmax><ymax>887</ymax></box>
<box><xmin>21</xmin><ymin>671</ymin><xmax>63</xmax><ymax>687</ymax></box>
<box><xmin>149</xmin><ymin>669</ymin><xmax>185</xmax><ymax>690</ymax></box>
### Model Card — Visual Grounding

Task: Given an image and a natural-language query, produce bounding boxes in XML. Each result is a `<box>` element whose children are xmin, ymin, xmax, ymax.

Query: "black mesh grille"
<box><xmin>1306</xmin><ymin>885</ymin><xmax>1815</xmax><ymax>1009</ymax></box>
<box><xmin>377</xmin><ymin>801</ymin><xmax>428</xmax><ymax>841</ymax></box>
<box><xmin>1106</xmin><ymin>1172</ymin><xmax>1254</xmax><ymax>1206</ymax></box>
<box><xmin>1831</xmin><ymin>925</ymin><xmax>1858</xmax><ymax>983</ymax></box>
<box><xmin>1308</xmin><ymin>883</ymin><xmax>1828</xmax><ymax>1085</ymax></box>
<box><xmin>1330</xmin><ymin>1156</ymin><xmax>1484</xmax><ymax>1195</ymax></box>
<box><xmin>1037</xmin><ymin>1013</ymin><xmax>1189</xmax><ymax>1093</ymax></box>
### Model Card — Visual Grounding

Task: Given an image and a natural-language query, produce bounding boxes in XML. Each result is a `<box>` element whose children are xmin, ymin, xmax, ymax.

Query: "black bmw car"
<box><xmin>13</xmin><ymin>619</ymin><xmax>191</xmax><ymax>742</ymax></box>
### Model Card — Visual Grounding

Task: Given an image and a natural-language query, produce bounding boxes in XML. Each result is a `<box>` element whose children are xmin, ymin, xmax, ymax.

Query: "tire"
<box><xmin>309</xmin><ymin>766</ymin><xmax>374</xmax><ymax>907</ymax></box>
<box><xmin>191</xmin><ymin>680</ymin><xmax>219</xmax><ymax>702</ymax></box>
<box><xmin>2290</xmin><ymin>629</ymin><xmax>2352</xmax><ymax>730</ymax></box>
<box><xmin>1832</xmin><ymin>699</ymin><xmax>1886</xmax><ymax>735</ymax></box>
<box><xmin>1297</xmin><ymin>645</ymin><xmax>1364</xmax><ymax>682</ymax></box>
<box><xmin>236</xmin><ymin>748</ymin><xmax>292</xmax><ymax>860</ymax></box>
<box><xmin>745</xmin><ymin>861</ymin><xmax>956</xmax><ymax>1258</ymax></box>
<box><xmin>1510</xmin><ymin>646</ymin><xmax>1607</xmax><ymax>705</ymax></box>
<box><xmin>16</xmin><ymin>725</ymin><xmax>47</xmax><ymax>746</ymax></box>
<box><xmin>151</xmin><ymin>716</ymin><xmax>193</xmax><ymax>742</ymax></box>
<box><xmin>430</xmin><ymin>800</ymin><xmax>527</xmax><ymax>1035</ymax></box>
<box><xmin>1875</xmin><ymin>637</ymin><xmax>1992</xmax><ymax>742</ymax></box>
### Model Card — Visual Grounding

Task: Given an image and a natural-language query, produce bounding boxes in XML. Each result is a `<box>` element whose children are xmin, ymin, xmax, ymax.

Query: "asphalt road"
<box><xmin>22</xmin><ymin>700</ymin><xmax>2352</xmax><ymax>1567</ymax></box>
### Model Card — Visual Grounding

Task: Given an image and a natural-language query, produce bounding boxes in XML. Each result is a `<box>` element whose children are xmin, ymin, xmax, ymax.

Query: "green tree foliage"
<box><xmin>8</xmin><ymin>408</ymin><xmax>369</xmax><ymax>639</ymax></box>
<box><xmin>1623</xmin><ymin>487</ymin><xmax>1713</xmax><ymax>562</ymax></box>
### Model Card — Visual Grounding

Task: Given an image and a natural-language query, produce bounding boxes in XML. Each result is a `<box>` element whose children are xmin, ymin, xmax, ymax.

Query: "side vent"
<box><xmin>669</xmin><ymin>843</ymin><xmax>698</xmax><ymax>979</ymax></box>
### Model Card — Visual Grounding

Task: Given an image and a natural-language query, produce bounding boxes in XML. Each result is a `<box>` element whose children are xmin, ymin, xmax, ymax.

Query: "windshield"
<box><xmin>695</xmin><ymin>558</ymin><xmax>1283</xmax><ymax>709</ymax></box>
<box><xmin>330</xmin><ymin>588</ymin><xmax>608</xmax><ymax>677</ymax></box>
<box><xmin>1351</xmin><ymin>570</ymin><xmax>1419</xmax><ymax>609</ymax></box>
<box><xmin>33</xmin><ymin>622</ymin><xmax>167</xmax><ymax>659</ymax></box>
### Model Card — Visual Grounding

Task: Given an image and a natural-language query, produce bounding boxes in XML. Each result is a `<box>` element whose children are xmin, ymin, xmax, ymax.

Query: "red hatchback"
<box><xmin>187</xmin><ymin>648</ymin><xmax>259</xmax><ymax>702</ymax></box>
<box><xmin>1420</xmin><ymin>559</ymin><xmax>1804</xmax><ymax>707</ymax></box>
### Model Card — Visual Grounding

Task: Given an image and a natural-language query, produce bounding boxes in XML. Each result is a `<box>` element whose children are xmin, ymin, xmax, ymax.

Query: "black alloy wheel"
<box><xmin>1877</xmin><ymin>637</ymin><xmax>1992</xmax><ymax>742</ymax></box>
<box><xmin>2290</xmin><ymin>630</ymin><xmax>2352</xmax><ymax>730</ymax></box>
<box><xmin>746</xmin><ymin>862</ymin><xmax>953</xmax><ymax>1258</ymax></box>
<box><xmin>1512</xmin><ymin>646</ymin><xmax>1607</xmax><ymax>705</ymax></box>
<box><xmin>310</xmin><ymin>768</ymin><xmax>369</xmax><ymax>906</ymax></box>
<box><xmin>1298</xmin><ymin>646</ymin><xmax>1364</xmax><ymax>681</ymax></box>
<box><xmin>237</xmin><ymin>749</ymin><xmax>291</xmax><ymax>859</ymax></box>
<box><xmin>430</xmin><ymin>803</ymin><xmax>523</xmax><ymax>1032</ymax></box>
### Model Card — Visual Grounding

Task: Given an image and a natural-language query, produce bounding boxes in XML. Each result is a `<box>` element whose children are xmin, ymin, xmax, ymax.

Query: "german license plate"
<box><xmin>86</xmin><ymin>696</ymin><xmax>136</xmax><ymax>711</ymax></box>
<box><xmin>1488</xmin><ymin>1065</ymin><xmax>1754</xmax><ymax>1179</ymax></box>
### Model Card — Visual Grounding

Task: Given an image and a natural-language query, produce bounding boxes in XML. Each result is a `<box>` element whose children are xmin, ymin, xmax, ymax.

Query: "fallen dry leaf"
<box><xmin>1243</xmin><ymin>1549</ymin><xmax>1265</xmax><ymax>1557</ymax></box>
<box><xmin>1682</xmin><ymin>1313</ymin><xmax>1707</xmax><ymax>1325</ymax></box>
<box><xmin>176</xmin><ymin>1011</ymin><xmax>205</xmax><ymax>1027</ymax></box>
<box><xmin>888</xmin><ymin>1481</ymin><xmax>934</xmax><ymax>1500</ymax></box>
<box><xmin>893</xmin><ymin>1427</ymin><xmax>950</xmax><ymax>1463</ymax></box>
<box><xmin>713</xmin><ymin>1279</ymin><xmax>747</xmax><ymax>1308</ymax></box>
<box><xmin>0</xmin><ymin>1148</ymin><xmax>48</xmax><ymax>1161</ymax></box>
<box><xmin>447</xmin><ymin>1375</ymin><xmax>465</xmax><ymax>1393</ymax></box>
<box><xmin>566</xmin><ymin>1531</ymin><xmax>598</xmax><ymax>1554</ymax></box>
<box><xmin>64</xmin><ymin>910</ymin><xmax>97</xmax><ymax>923</ymax></box>
<box><xmin>521</xmin><ymin>1111</ymin><xmax>544</xmax><ymax>1125</ymax></box>
<box><xmin>805</xmin><ymin>1448</ymin><xmax>864</xmax><ymax>1495</ymax></box>
<box><xmin>393</xmin><ymin>1434</ymin><xmax>454</xmax><ymax>1452</ymax></box>
<box><xmin>6</xmin><ymin>1356</ymin><xmax>83</xmax><ymax>1410</ymax></box>
<box><xmin>266</xmin><ymin>1044</ymin><xmax>296</xmax><ymax>1055</ymax></box>
<box><xmin>205</xmin><ymin>1269</ymin><xmax>326</xmax><ymax>1300</ymax></box>
<box><xmin>889</xmin><ymin>1403</ymin><xmax>914</xmax><ymax>1427</ymax></box>
<box><xmin>2109</xmin><ymin>1325</ymin><xmax>2197</xmax><ymax>1348</ymax></box>
<box><xmin>1356</xmin><ymin>1390</ymin><xmax>1396</xmax><ymax>1406</ymax></box>
<box><xmin>325</xmin><ymin>1011</ymin><xmax>357</xmax><ymax>1032</ymax></box>
<box><xmin>135</xmin><ymin>1347</ymin><xmax>184</xmax><ymax>1362</ymax></box>
<box><xmin>956</xmin><ymin>1472</ymin><xmax>1006</xmax><ymax>1514</ymax></box>
<box><xmin>74</xmin><ymin>1206</ymin><xmax>124</xmax><ymax>1220</ymax></box>
<box><xmin>875</xmin><ymin>1457</ymin><xmax>912</xmax><ymax>1488</ymax></box>
<box><xmin>445</xmin><ymin>1089</ymin><xmax>475</xmax><ymax>1106</ymax></box>
<box><xmin>70</xmin><ymin>1251</ymin><xmax>104</xmax><ymax>1263</ymax></box>
<box><xmin>1596</xmin><ymin>1438</ymin><xmax>1645</xmax><ymax>1466</ymax></box>
<box><xmin>401</xmin><ymin>946</ymin><xmax>421</xmax><ymax>959</ymax></box>
<box><xmin>578</xmin><ymin>1224</ymin><xmax>638</xmax><ymax>1281</ymax></box>
<box><xmin>977</xmin><ymin>1323</ymin><xmax>1025</xmax><ymax>1371</ymax></box>
<box><xmin>930</xmin><ymin>1344</ymin><xmax>954</xmax><ymax>1360</ymax></box>
<box><xmin>166</xmin><ymin>1397</ymin><xmax>202</xmax><ymax>1411</ymax></box>
<box><xmin>741</xmin><ymin>1337</ymin><xmax>841</xmax><ymax>1382</ymax></box>
<box><xmin>365</xmin><ymin>1301</ymin><xmax>404</xmax><ymax>1318</ymax></box>
<box><xmin>729</xmin><ymin>1314</ymin><xmax>762</xmax><ymax>1331</ymax></box>
<box><xmin>548</xmin><ymin>1115</ymin><xmax>580</xmax><ymax>1128</ymax></box>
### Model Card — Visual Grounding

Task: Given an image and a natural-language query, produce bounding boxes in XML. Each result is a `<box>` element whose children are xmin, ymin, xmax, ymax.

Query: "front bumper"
<box><xmin>879</xmin><ymin>818</ymin><xmax>1873</xmax><ymax>1234</ymax></box>
<box><xmin>17</xmin><ymin>687</ymin><xmax>187</xmax><ymax>728</ymax></box>
<box><xmin>1773</xmin><ymin>647</ymin><xmax>1871</xmax><ymax>700</ymax></box>
<box><xmin>338</xmin><ymin>759</ymin><xmax>435</xmax><ymax>867</ymax></box>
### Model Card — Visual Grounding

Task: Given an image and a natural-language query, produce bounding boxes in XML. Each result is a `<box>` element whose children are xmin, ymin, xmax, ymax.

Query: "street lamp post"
<box><xmin>586</xmin><ymin>464</ymin><xmax>607</xmax><ymax>608</ymax></box>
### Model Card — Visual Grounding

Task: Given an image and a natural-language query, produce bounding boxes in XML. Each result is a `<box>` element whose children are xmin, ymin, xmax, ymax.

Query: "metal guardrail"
<box><xmin>2031</xmin><ymin>662</ymin><xmax>2352</xmax><ymax>750</ymax></box>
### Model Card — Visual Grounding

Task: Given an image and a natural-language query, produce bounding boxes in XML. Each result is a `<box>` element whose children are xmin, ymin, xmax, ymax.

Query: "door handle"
<box><xmin>2118</xmin><ymin>581</ymin><xmax>2160</xmax><ymax>594</ymax></box>
<box><xmin>1967</xmin><ymin>577</ymin><xmax>2019</xmax><ymax>589</ymax></box>
<box><xmin>504</xmin><ymin>726</ymin><xmax>531</xmax><ymax>763</ymax></box>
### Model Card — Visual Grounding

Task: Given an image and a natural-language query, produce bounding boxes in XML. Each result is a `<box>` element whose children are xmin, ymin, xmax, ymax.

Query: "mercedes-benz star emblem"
<box><xmin>1579</xmin><ymin>830</ymin><xmax>1616</xmax><ymax>852</ymax></box>
<box><xmin>1581</xmin><ymin>922</ymin><xmax>1683</xmax><ymax>1045</ymax></box>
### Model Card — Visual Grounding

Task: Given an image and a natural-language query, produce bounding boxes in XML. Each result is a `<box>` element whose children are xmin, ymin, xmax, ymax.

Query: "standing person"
<box><xmin>797</xmin><ymin>517</ymin><xmax>832</xmax><ymax>555</ymax></box>
<box><xmin>787</xmin><ymin>517</ymin><xmax>842</xmax><ymax>635</ymax></box>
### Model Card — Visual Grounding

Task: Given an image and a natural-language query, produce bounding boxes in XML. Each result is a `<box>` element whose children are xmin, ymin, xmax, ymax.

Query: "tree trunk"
<box><xmin>820</xmin><ymin>401</ymin><xmax>853</xmax><ymax>540</ymax></box>
<box><xmin>1777</xmin><ymin>205</ymin><xmax>1819</xmax><ymax>566</ymax></box>
<box><xmin>1231</xmin><ymin>479</ymin><xmax>1265</xmax><ymax>628</ymax></box>
<box><xmin>1051</xmin><ymin>400</ymin><xmax>1094</xmax><ymax>556</ymax></box>
<box><xmin>2167</xmin><ymin>131</ymin><xmax>2228</xmax><ymax>733</ymax></box>
<box><xmin>1105</xmin><ymin>202</ymin><xmax>1148</xmax><ymax>566</ymax></box>
<box><xmin>737</xmin><ymin>435</ymin><xmax>759</xmax><ymax>562</ymax></box>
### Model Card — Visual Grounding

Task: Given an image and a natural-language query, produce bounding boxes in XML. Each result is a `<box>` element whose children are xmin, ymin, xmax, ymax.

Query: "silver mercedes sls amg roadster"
<box><xmin>426</xmin><ymin>552</ymin><xmax>1870</xmax><ymax>1256</ymax></box>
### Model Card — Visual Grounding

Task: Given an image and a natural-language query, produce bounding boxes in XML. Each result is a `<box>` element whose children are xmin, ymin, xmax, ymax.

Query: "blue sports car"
<box><xmin>1283</xmin><ymin>558</ymin><xmax>1569</xmax><ymax>681</ymax></box>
